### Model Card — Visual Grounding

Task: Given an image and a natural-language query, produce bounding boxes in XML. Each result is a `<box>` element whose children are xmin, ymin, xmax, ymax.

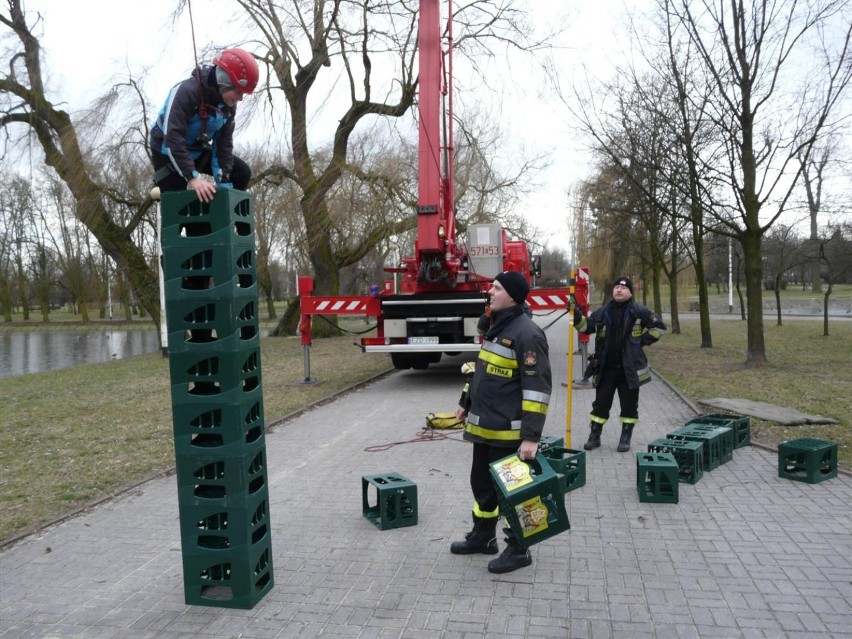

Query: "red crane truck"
<box><xmin>298</xmin><ymin>0</ymin><xmax>571</xmax><ymax>370</ymax></box>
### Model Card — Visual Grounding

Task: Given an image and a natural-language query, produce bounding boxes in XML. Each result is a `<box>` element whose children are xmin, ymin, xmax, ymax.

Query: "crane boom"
<box><xmin>298</xmin><ymin>0</ymin><xmax>571</xmax><ymax>371</ymax></box>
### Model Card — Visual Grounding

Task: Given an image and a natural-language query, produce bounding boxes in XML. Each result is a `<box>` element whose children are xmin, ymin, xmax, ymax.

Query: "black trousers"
<box><xmin>591</xmin><ymin>365</ymin><xmax>639</xmax><ymax>422</ymax></box>
<box><xmin>470</xmin><ymin>442</ymin><xmax>514</xmax><ymax>516</ymax></box>
<box><xmin>152</xmin><ymin>152</ymin><xmax>251</xmax><ymax>191</ymax></box>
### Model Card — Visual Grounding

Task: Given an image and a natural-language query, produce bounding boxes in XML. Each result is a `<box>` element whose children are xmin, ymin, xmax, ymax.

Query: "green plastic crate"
<box><xmin>682</xmin><ymin>424</ymin><xmax>734</xmax><ymax>466</ymax></box>
<box><xmin>538</xmin><ymin>435</ymin><xmax>564</xmax><ymax>453</ymax></box>
<box><xmin>161</xmin><ymin>190</ymin><xmax>254</xmax><ymax>243</ymax></box>
<box><xmin>362</xmin><ymin>472</ymin><xmax>418</xmax><ymax>530</ymax></box>
<box><xmin>541</xmin><ymin>446</ymin><xmax>586</xmax><ymax>492</ymax></box>
<box><xmin>181</xmin><ymin>538</ymin><xmax>273</xmax><ymax>609</ymax></box>
<box><xmin>636</xmin><ymin>452</ymin><xmax>679</xmax><ymax>503</ymax></box>
<box><xmin>778</xmin><ymin>438</ymin><xmax>838</xmax><ymax>484</ymax></box>
<box><xmin>667</xmin><ymin>426</ymin><xmax>729</xmax><ymax>471</ymax></box>
<box><xmin>490</xmin><ymin>452</ymin><xmax>570</xmax><ymax>550</ymax></box>
<box><xmin>647</xmin><ymin>438</ymin><xmax>704</xmax><ymax>484</ymax></box>
<box><xmin>687</xmin><ymin>413</ymin><xmax>751</xmax><ymax>448</ymax></box>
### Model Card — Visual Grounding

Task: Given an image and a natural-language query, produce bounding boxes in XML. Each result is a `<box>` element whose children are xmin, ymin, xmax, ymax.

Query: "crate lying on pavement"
<box><xmin>636</xmin><ymin>452</ymin><xmax>679</xmax><ymax>504</ymax></box>
<box><xmin>647</xmin><ymin>438</ymin><xmax>704</xmax><ymax>484</ymax></box>
<box><xmin>666</xmin><ymin>425</ymin><xmax>733</xmax><ymax>471</ymax></box>
<box><xmin>778</xmin><ymin>438</ymin><xmax>838</xmax><ymax>484</ymax></box>
<box><xmin>687</xmin><ymin>413</ymin><xmax>751</xmax><ymax>448</ymax></box>
<box><xmin>541</xmin><ymin>446</ymin><xmax>586</xmax><ymax>493</ymax></box>
<box><xmin>362</xmin><ymin>472</ymin><xmax>418</xmax><ymax>530</ymax></box>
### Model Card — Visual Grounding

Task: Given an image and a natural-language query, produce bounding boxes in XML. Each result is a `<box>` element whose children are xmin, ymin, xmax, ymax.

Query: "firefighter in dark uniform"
<box><xmin>574</xmin><ymin>276</ymin><xmax>667</xmax><ymax>452</ymax></box>
<box><xmin>451</xmin><ymin>270</ymin><xmax>552</xmax><ymax>574</ymax></box>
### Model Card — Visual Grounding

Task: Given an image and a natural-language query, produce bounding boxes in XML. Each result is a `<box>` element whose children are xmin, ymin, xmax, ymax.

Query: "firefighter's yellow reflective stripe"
<box><xmin>486</xmin><ymin>363</ymin><xmax>513</xmax><ymax>378</ymax></box>
<box><xmin>466</xmin><ymin>413</ymin><xmax>522</xmax><ymax>429</ymax></box>
<box><xmin>522</xmin><ymin>400</ymin><xmax>548</xmax><ymax>414</ymax></box>
<box><xmin>523</xmin><ymin>390</ymin><xmax>550</xmax><ymax>404</ymax></box>
<box><xmin>479</xmin><ymin>343</ymin><xmax>517</xmax><ymax>370</ymax></box>
<box><xmin>462</xmin><ymin>382</ymin><xmax>469</xmax><ymax>393</ymax></box>
<box><xmin>482</xmin><ymin>340</ymin><xmax>516</xmax><ymax>360</ymax></box>
<box><xmin>473</xmin><ymin>503</ymin><xmax>500</xmax><ymax>518</ymax></box>
<box><xmin>465</xmin><ymin>422</ymin><xmax>522</xmax><ymax>441</ymax></box>
<box><xmin>576</xmin><ymin>316</ymin><xmax>588</xmax><ymax>331</ymax></box>
<box><xmin>648</xmin><ymin>327</ymin><xmax>665</xmax><ymax>338</ymax></box>
<box><xmin>621</xmin><ymin>417</ymin><xmax>638</xmax><ymax>425</ymax></box>
<box><xmin>637</xmin><ymin>366</ymin><xmax>652</xmax><ymax>383</ymax></box>
<box><xmin>632</xmin><ymin>326</ymin><xmax>644</xmax><ymax>337</ymax></box>
<box><xmin>590</xmin><ymin>414</ymin><xmax>607</xmax><ymax>424</ymax></box>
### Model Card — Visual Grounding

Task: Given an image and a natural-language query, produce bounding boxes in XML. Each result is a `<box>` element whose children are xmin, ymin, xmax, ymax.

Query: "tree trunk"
<box><xmin>667</xmin><ymin>273</ymin><xmax>680</xmax><ymax>335</ymax></box>
<box><xmin>742</xmin><ymin>232</ymin><xmax>766</xmax><ymax>366</ymax></box>
<box><xmin>651</xmin><ymin>262</ymin><xmax>663</xmax><ymax>317</ymax></box>
<box><xmin>271</xmin><ymin>297</ymin><xmax>300</xmax><ymax>337</ymax></box>
<box><xmin>0</xmin><ymin>278</ymin><xmax>12</xmax><ymax>321</ymax></box>
<box><xmin>692</xmin><ymin>228</ymin><xmax>712</xmax><ymax>348</ymax></box>
<box><xmin>774</xmin><ymin>273</ymin><xmax>782</xmax><ymax>326</ymax></box>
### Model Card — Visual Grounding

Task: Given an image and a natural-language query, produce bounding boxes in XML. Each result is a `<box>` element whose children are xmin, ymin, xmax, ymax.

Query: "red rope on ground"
<box><xmin>363</xmin><ymin>427</ymin><xmax>468</xmax><ymax>452</ymax></box>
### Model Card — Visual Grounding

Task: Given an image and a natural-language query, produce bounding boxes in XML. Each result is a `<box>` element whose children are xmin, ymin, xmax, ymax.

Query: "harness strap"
<box><xmin>153</xmin><ymin>165</ymin><xmax>174</xmax><ymax>183</ymax></box>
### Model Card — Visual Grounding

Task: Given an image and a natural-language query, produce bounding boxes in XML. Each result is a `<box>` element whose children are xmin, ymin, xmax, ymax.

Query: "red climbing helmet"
<box><xmin>213</xmin><ymin>48</ymin><xmax>259</xmax><ymax>94</ymax></box>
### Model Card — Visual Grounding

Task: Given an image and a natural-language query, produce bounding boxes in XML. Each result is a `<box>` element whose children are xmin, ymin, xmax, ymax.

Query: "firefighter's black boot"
<box><xmin>617</xmin><ymin>422</ymin><xmax>635</xmax><ymax>452</ymax></box>
<box><xmin>450</xmin><ymin>514</ymin><xmax>498</xmax><ymax>555</ymax></box>
<box><xmin>487</xmin><ymin>528</ymin><xmax>532</xmax><ymax>574</ymax></box>
<box><xmin>583</xmin><ymin>422</ymin><xmax>603</xmax><ymax>450</ymax></box>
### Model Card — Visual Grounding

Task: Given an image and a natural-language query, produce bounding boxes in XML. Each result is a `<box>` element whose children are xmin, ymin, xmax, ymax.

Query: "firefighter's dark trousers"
<box><xmin>591</xmin><ymin>365</ymin><xmax>639</xmax><ymax>423</ymax></box>
<box><xmin>469</xmin><ymin>442</ymin><xmax>515</xmax><ymax>518</ymax></box>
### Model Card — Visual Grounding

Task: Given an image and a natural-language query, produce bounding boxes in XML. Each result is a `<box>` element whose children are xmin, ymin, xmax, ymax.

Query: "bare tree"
<box><xmin>663</xmin><ymin>0</ymin><xmax>852</xmax><ymax>366</ymax></box>
<box><xmin>0</xmin><ymin>1</ymin><xmax>160</xmax><ymax>327</ymax></box>
<box><xmin>762</xmin><ymin>223</ymin><xmax>808</xmax><ymax>325</ymax></box>
<box><xmin>798</xmin><ymin>136</ymin><xmax>845</xmax><ymax>293</ymax></box>
<box><xmin>237</xmin><ymin>0</ymin><xmax>546</xmax><ymax>302</ymax></box>
<box><xmin>817</xmin><ymin>223</ymin><xmax>852</xmax><ymax>335</ymax></box>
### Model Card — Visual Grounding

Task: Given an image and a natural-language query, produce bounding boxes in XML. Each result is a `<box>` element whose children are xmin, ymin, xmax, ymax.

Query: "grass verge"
<box><xmin>0</xmin><ymin>335</ymin><xmax>391</xmax><ymax>544</ymax></box>
<box><xmin>650</xmin><ymin>318</ymin><xmax>850</xmax><ymax>470</ymax></box>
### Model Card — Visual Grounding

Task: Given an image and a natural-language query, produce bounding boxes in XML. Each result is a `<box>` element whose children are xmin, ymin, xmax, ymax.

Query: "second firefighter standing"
<box><xmin>574</xmin><ymin>276</ymin><xmax>667</xmax><ymax>452</ymax></box>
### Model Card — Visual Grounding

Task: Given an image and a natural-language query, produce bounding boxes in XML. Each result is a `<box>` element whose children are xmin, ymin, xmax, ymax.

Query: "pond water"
<box><xmin>0</xmin><ymin>329</ymin><xmax>163</xmax><ymax>379</ymax></box>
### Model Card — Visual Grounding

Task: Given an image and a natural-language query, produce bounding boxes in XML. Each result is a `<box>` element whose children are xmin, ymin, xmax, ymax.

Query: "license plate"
<box><xmin>408</xmin><ymin>336</ymin><xmax>439</xmax><ymax>345</ymax></box>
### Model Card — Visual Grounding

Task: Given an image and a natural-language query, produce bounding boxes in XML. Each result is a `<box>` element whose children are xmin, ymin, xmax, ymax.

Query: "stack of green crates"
<box><xmin>686</xmin><ymin>413</ymin><xmax>751</xmax><ymax>448</ymax></box>
<box><xmin>667</xmin><ymin>425</ymin><xmax>733</xmax><ymax>471</ymax></box>
<box><xmin>162</xmin><ymin>190</ymin><xmax>274</xmax><ymax>609</ymax></box>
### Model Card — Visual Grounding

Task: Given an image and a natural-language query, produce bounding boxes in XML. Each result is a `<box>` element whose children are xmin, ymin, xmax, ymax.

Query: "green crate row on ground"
<box><xmin>650</xmin><ymin>319</ymin><xmax>851</xmax><ymax>470</ymax></box>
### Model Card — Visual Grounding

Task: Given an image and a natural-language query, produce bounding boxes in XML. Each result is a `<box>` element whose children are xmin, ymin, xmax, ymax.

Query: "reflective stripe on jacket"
<box><xmin>461</xmin><ymin>304</ymin><xmax>552</xmax><ymax>447</ymax></box>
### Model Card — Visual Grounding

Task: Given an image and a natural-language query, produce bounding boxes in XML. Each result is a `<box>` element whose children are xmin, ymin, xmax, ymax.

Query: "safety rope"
<box><xmin>186</xmin><ymin>0</ymin><xmax>210</xmax><ymax>144</ymax></box>
<box><xmin>363</xmin><ymin>426</ymin><xmax>467</xmax><ymax>452</ymax></box>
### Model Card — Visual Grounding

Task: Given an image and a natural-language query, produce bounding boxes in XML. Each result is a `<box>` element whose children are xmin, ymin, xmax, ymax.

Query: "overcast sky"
<box><xmin>29</xmin><ymin>0</ymin><xmax>643</xmax><ymax>256</ymax></box>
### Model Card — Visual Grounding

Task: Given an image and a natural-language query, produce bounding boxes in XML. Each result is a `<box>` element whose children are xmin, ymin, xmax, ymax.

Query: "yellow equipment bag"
<box><xmin>426</xmin><ymin>412</ymin><xmax>464</xmax><ymax>430</ymax></box>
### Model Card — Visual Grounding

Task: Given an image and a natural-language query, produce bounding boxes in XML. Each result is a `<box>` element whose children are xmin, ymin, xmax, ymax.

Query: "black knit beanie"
<box><xmin>494</xmin><ymin>271</ymin><xmax>530</xmax><ymax>304</ymax></box>
<box><xmin>613</xmin><ymin>276</ymin><xmax>634</xmax><ymax>294</ymax></box>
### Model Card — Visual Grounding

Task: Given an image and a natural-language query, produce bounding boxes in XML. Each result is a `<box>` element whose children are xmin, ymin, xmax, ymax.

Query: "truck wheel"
<box><xmin>410</xmin><ymin>355</ymin><xmax>431</xmax><ymax>369</ymax></box>
<box><xmin>391</xmin><ymin>354</ymin><xmax>412</xmax><ymax>370</ymax></box>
